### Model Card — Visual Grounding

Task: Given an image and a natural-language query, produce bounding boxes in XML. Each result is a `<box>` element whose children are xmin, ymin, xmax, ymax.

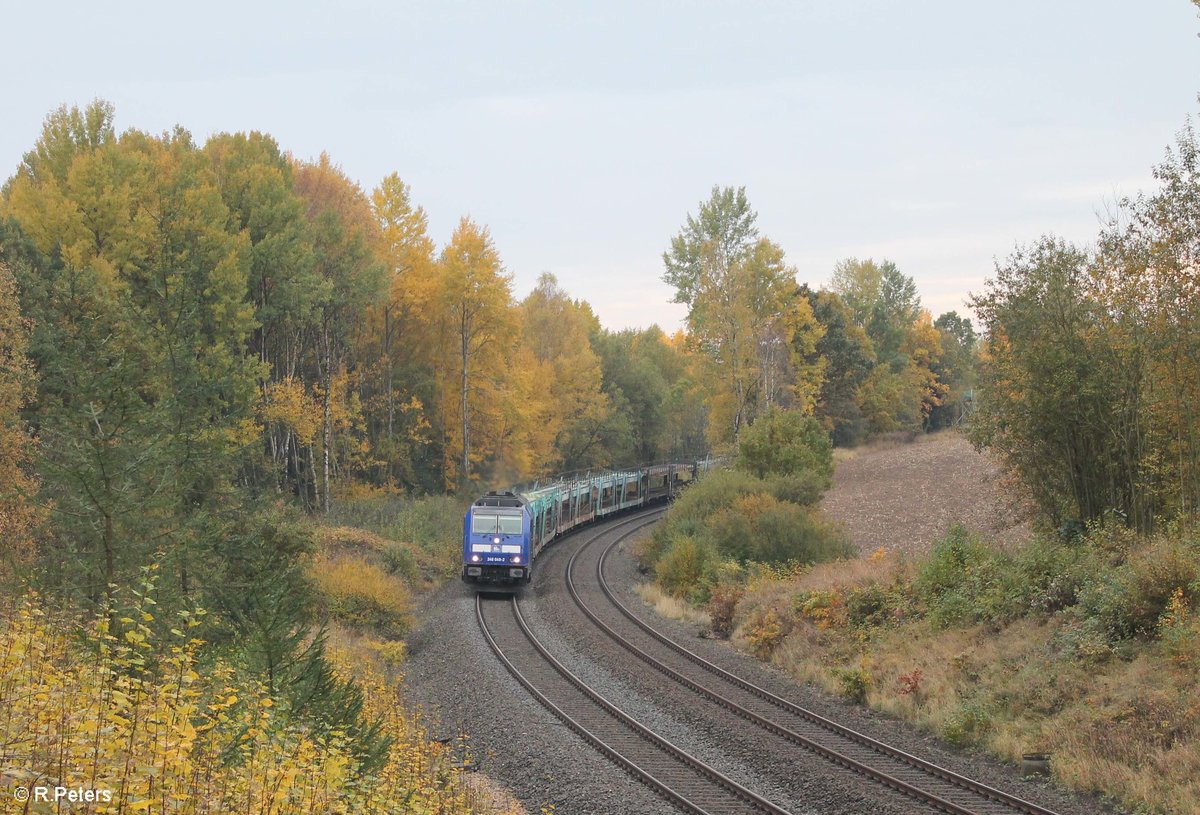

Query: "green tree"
<box><xmin>969</xmin><ymin>237</ymin><xmax>1119</xmax><ymax>526</ymax></box>
<box><xmin>799</xmin><ymin>286</ymin><xmax>876</xmax><ymax>446</ymax></box>
<box><xmin>662</xmin><ymin>185</ymin><xmax>758</xmax><ymax>308</ymax></box>
<box><xmin>736</xmin><ymin>408</ymin><xmax>833</xmax><ymax>488</ymax></box>
<box><xmin>663</xmin><ymin>188</ymin><xmax>812</xmax><ymax>441</ymax></box>
<box><xmin>3</xmin><ymin>105</ymin><xmax>262</xmax><ymax>602</ymax></box>
<box><xmin>928</xmin><ymin>311</ymin><xmax>977</xmax><ymax>429</ymax></box>
<box><xmin>203</xmin><ymin>131</ymin><xmax>325</xmax><ymax>496</ymax></box>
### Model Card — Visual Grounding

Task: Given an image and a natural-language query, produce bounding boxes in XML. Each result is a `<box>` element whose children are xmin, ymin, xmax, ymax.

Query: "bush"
<box><xmin>846</xmin><ymin>583</ymin><xmax>896</xmax><ymax>629</ymax></box>
<box><xmin>832</xmin><ymin>663</ymin><xmax>872</xmax><ymax>703</ymax></box>
<box><xmin>766</xmin><ymin>470</ymin><xmax>827</xmax><ymax>506</ymax></box>
<box><xmin>381</xmin><ymin>543</ymin><xmax>421</xmax><ymax>583</ymax></box>
<box><xmin>706</xmin><ymin>583</ymin><xmax>743</xmax><ymax>639</ymax></box>
<box><xmin>1124</xmin><ymin>537</ymin><xmax>1200</xmax><ymax>635</ymax></box>
<box><xmin>312</xmin><ymin>555</ymin><xmax>414</xmax><ymax>639</ymax></box>
<box><xmin>753</xmin><ymin>503</ymin><xmax>851</xmax><ymax>565</ymax></box>
<box><xmin>941</xmin><ymin>700</ymin><xmax>994</xmax><ymax>746</ymax></box>
<box><xmin>794</xmin><ymin>588</ymin><xmax>848</xmax><ymax>629</ymax></box>
<box><xmin>916</xmin><ymin>525</ymin><xmax>1024</xmax><ymax>628</ymax></box>
<box><xmin>643</xmin><ymin>470</ymin><xmax>767</xmax><ymax>566</ymax></box>
<box><xmin>745</xmin><ymin>607</ymin><xmax>786</xmax><ymax>659</ymax></box>
<box><xmin>656</xmin><ymin>535</ymin><xmax>715</xmax><ymax>600</ymax></box>
<box><xmin>737</xmin><ymin>409</ymin><xmax>834</xmax><ymax>488</ymax></box>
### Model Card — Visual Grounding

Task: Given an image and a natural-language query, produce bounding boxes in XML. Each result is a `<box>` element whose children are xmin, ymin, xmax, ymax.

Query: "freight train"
<box><xmin>462</xmin><ymin>459</ymin><xmax>716</xmax><ymax>589</ymax></box>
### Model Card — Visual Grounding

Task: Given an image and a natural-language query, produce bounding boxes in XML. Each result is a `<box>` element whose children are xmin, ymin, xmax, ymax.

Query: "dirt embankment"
<box><xmin>820</xmin><ymin>430</ymin><xmax>1030</xmax><ymax>555</ymax></box>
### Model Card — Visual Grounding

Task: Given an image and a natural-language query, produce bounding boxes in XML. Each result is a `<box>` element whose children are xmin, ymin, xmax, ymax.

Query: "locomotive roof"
<box><xmin>472</xmin><ymin>491</ymin><xmax>527</xmax><ymax>508</ymax></box>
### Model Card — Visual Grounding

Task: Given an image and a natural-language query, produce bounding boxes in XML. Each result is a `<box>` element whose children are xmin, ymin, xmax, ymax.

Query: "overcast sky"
<box><xmin>3</xmin><ymin>1</ymin><xmax>1198</xmax><ymax>330</ymax></box>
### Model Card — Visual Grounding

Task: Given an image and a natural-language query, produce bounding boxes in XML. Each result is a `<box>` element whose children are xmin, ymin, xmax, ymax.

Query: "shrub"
<box><xmin>312</xmin><ymin>555</ymin><xmax>414</xmax><ymax>639</ymax></box>
<box><xmin>381</xmin><ymin>542</ymin><xmax>422</xmax><ymax>583</ymax></box>
<box><xmin>656</xmin><ymin>535</ymin><xmax>715</xmax><ymax>599</ymax></box>
<box><xmin>745</xmin><ymin>607</ymin><xmax>786</xmax><ymax>659</ymax></box>
<box><xmin>736</xmin><ymin>409</ymin><xmax>834</xmax><ymax>488</ymax></box>
<box><xmin>941</xmin><ymin>700</ymin><xmax>994</xmax><ymax>746</ymax></box>
<box><xmin>916</xmin><ymin>525</ymin><xmax>1024</xmax><ymax>628</ymax></box>
<box><xmin>753</xmin><ymin>502</ymin><xmax>852</xmax><ymax>564</ymax></box>
<box><xmin>1159</xmin><ymin>588</ymin><xmax>1200</xmax><ymax>669</ymax></box>
<box><xmin>832</xmin><ymin>663</ymin><xmax>872</xmax><ymax>703</ymax></box>
<box><xmin>1124</xmin><ymin>537</ymin><xmax>1200</xmax><ymax>635</ymax></box>
<box><xmin>896</xmin><ymin>668</ymin><xmax>923</xmax><ymax>698</ymax></box>
<box><xmin>706</xmin><ymin>583</ymin><xmax>743</xmax><ymax>639</ymax></box>
<box><xmin>794</xmin><ymin>588</ymin><xmax>847</xmax><ymax>629</ymax></box>
<box><xmin>846</xmin><ymin>583</ymin><xmax>896</xmax><ymax>629</ymax></box>
<box><xmin>642</xmin><ymin>470</ymin><xmax>767</xmax><ymax>567</ymax></box>
<box><xmin>766</xmin><ymin>470</ymin><xmax>827</xmax><ymax>506</ymax></box>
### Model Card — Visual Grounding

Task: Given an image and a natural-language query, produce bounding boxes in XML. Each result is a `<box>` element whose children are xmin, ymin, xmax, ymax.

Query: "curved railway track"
<box><xmin>560</xmin><ymin>521</ymin><xmax>1064</xmax><ymax>815</ymax></box>
<box><xmin>477</xmin><ymin>512</ymin><xmax>793</xmax><ymax>815</ymax></box>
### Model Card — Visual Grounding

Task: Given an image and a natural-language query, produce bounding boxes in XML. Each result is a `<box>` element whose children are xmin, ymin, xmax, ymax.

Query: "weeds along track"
<box><xmin>477</xmin><ymin>512</ymin><xmax>793</xmax><ymax>815</ymax></box>
<box><xmin>565</xmin><ymin>527</ymin><xmax>1064</xmax><ymax>815</ymax></box>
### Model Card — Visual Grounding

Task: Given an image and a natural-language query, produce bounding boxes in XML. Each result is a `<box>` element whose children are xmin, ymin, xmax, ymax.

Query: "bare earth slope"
<box><xmin>821</xmin><ymin>430</ymin><xmax>1030</xmax><ymax>555</ymax></box>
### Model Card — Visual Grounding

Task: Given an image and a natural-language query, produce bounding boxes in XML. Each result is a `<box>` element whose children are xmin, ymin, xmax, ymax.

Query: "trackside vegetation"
<box><xmin>727</xmin><ymin>522</ymin><xmax>1200</xmax><ymax>815</ymax></box>
<box><xmin>638</xmin><ymin>410</ymin><xmax>852</xmax><ymax>602</ymax></box>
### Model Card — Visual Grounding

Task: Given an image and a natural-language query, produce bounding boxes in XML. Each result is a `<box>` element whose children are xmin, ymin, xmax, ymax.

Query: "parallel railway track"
<box><xmin>477</xmin><ymin>514</ymin><xmax>791</xmax><ymax>815</ymax></box>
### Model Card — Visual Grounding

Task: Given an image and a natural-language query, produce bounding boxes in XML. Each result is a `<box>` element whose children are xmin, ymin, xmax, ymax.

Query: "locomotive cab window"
<box><xmin>498</xmin><ymin>515</ymin><xmax>522</xmax><ymax>535</ymax></box>
<box><xmin>472</xmin><ymin>514</ymin><xmax>502</xmax><ymax>534</ymax></box>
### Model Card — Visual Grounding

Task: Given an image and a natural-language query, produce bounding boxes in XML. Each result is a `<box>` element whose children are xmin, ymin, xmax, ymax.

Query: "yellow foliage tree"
<box><xmin>0</xmin><ymin>261</ymin><xmax>39</xmax><ymax>583</ymax></box>
<box><xmin>519</xmin><ymin>273</ymin><xmax>616</xmax><ymax>472</ymax></box>
<box><xmin>431</xmin><ymin>218</ymin><xmax>521</xmax><ymax>489</ymax></box>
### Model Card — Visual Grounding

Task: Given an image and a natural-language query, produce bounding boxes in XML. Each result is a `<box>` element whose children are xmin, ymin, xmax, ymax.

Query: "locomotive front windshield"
<box><xmin>471</xmin><ymin>513</ymin><xmax>522</xmax><ymax>535</ymax></box>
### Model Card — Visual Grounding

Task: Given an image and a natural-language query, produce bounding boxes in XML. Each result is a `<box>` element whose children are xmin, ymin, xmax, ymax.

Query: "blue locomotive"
<box><xmin>462</xmin><ymin>460</ymin><xmax>716</xmax><ymax>589</ymax></box>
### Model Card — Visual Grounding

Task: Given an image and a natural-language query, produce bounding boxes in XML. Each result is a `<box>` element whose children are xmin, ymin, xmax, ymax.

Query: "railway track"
<box><xmin>476</xmin><ymin>512</ymin><xmax>794</xmax><ymax>815</ymax></box>
<box><xmin>561</xmin><ymin>523</ymin><xmax>1064</xmax><ymax>815</ymax></box>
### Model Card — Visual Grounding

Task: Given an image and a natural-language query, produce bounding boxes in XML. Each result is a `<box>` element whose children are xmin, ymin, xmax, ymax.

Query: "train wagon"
<box><xmin>461</xmin><ymin>459</ymin><xmax>714</xmax><ymax>589</ymax></box>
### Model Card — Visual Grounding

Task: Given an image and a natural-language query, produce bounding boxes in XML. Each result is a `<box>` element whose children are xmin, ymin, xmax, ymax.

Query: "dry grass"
<box><xmin>634</xmin><ymin>583</ymin><xmax>710</xmax><ymax>627</ymax></box>
<box><xmin>768</xmin><ymin>605</ymin><xmax>1200</xmax><ymax>815</ymax></box>
<box><xmin>318</xmin><ymin>525</ymin><xmax>394</xmax><ymax>554</ymax></box>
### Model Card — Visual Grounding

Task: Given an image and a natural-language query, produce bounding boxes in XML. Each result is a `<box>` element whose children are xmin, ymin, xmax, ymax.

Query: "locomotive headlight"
<box><xmin>511</xmin><ymin>555</ymin><xmax>521</xmax><ymax>564</ymax></box>
<box><xmin>470</xmin><ymin>555</ymin><xmax>481</xmax><ymax>563</ymax></box>
<box><xmin>493</xmin><ymin>536</ymin><xmax>501</xmax><ymax>544</ymax></box>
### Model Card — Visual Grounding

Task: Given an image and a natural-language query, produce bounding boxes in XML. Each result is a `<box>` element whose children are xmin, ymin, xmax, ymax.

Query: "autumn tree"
<box><xmin>0</xmin><ymin>259</ymin><xmax>39</xmax><ymax>582</ymax></box>
<box><xmin>358</xmin><ymin>173</ymin><xmax>438</xmax><ymax>489</ymax></box>
<box><xmin>519</xmin><ymin>273</ymin><xmax>622</xmax><ymax>471</ymax></box>
<box><xmin>292</xmin><ymin>154</ymin><xmax>385</xmax><ymax>511</ymax></box>
<box><xmin>663</xmin><ymin>187</ymin><xmax>818</xmax><ymax>443</ymax></box>
<box><xmin>2</xmin><ymin>103</ymin><xmax>262</xmax><ymax>600</ymax></box>
<box><xmin>433</xmin><ymin>218</ymin><xmax>521</xmax><ymax>488</ymax></box>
